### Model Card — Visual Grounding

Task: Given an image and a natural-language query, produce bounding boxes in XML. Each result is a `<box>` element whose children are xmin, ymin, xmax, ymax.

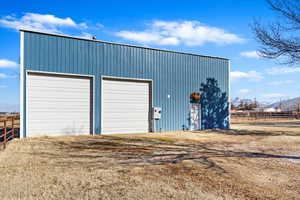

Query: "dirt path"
<box><xmin>0</xmin><ymin>121</ymin><xmax>300</xmax><ymax>199</ymax></box>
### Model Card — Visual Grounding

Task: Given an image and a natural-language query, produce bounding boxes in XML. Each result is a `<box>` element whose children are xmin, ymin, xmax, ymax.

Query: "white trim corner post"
<box><xmin>228</xmin><ymin>59</ymin><xmax>231</xmax><ymax>129</ymax></box>
<box><xmin>20</xmin><ymin>31</ymin><xmax>24</xmax><ymax>138</ymax></box>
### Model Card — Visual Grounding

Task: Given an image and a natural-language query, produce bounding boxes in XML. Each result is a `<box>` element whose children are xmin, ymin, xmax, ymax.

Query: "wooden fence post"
<box><xmin>12</xmin><ymin>117</ymin><xmax>14</xmax><ymax>139</ymax></box>
<box><xmin>3</xmin><ymin>120</ymin><xmax>6</xmax><ymax>149</ymax></box>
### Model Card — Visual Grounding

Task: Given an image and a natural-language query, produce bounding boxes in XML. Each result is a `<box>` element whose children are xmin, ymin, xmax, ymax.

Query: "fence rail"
<box><xmin>0</xmin><ymin>115</ymin><xmax>20</xmax><ymax>150</ymax></box>
<box><xmin>231</xmin><ymin>111</ymin><xmax>300</xmax><ymax>122</ymax></box>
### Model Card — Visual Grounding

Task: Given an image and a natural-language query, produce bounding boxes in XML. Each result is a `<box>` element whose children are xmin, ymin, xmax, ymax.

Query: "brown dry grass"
<box><xmin>231</xmin><ymin>117</ymin><xmax>299</xmax><ymax>124</ymax></box>
<box><xmin>1</xmin><ymin>120</ymin><xmax>300</xmax><ymax>200</ymax></box>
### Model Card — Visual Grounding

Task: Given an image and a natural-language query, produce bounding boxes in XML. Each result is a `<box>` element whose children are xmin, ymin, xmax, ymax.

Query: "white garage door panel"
<box><xmin>27</xmin><ymin>73</ymin><xmax>92</xmax><ymax>137</ymax></box>
<box><xmin>102</xmin><ymin>79</ymin><xmax>150</xmax><ymax>134</ymax></box>
<box><xmin>104</xmin><ymin>113</ymin><xmax>148</xmax><ymax>118</ymax></box>
<box><xmin>103</xmin><ymin>106</ymin><xmax>149</xmax><ymax>111</ymax></box>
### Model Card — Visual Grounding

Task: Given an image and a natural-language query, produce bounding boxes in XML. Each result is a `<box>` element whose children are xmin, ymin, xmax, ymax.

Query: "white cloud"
<box><xmin>0</xmin><ymin>59</ymin><xmax>18</xmax><ymax>68</ymax></box>
<box><xmin>267</xmin><ymin>80</ymin><xmax>295</xmax><ymax>86</ymax></box>
<box><xmin>230</xmin><ymin>70</ymin><xmax>263</xmax><ymax>82</ymax></box>
<box><xmin>116</xmin><ymin>20</ymin><xmax>244</xmax><ymax>46</ymax></box>
<box><xmin>238</xmin><ymin>89</ymin><xmax>251</xmax><ymax>94</ymax></box>
<box><xmin>0</xmin><ymin>85</ymin><xmax>7</xmax><ymax>88</ymax></box>
<box><xmin>0</xmin><ymin>73</ymin><xmax>16</xmax><ymax>79</ymax></box>
<box><xmin>78</xmin><ymin>32</ymin><xmax>93</xmax><ymax>39</ymax></box>
<box><xmin>261</xmin><ymin>93</ymin><xmax>287</xmax><ymax>99</ymax></box>
<box><xmin>266</xmin><ymin>67</ymin><xmax>300</xmax><ymax>75</ymax></box>
<box><xmin>0</xmin><ymin>73</ymin><xmax>7</xmax><ymax>79</ymax></box>
<box><xmin>240</xmin><ymin>51</ymin><xmax>260</xmax><ymax>58</ymax></box>
<box><xmin>96</xmin><ymin>23</ymin><xmax>104</xmax><ymax>28</ymax></box>
<box><xmin>0</xmin><ymin>13</ymin><xmax>88</xmax><ymax>34</ymax></box>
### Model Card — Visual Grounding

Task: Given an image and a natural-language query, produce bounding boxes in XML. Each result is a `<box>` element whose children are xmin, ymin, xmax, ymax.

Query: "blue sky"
<box><xmin>1</xmin><ymin>0</ymin><xmax>300</xmax><ymax>111</ymax></box>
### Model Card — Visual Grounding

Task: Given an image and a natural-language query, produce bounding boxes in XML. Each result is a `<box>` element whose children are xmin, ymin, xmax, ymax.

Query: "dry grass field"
<box><xmin>0</xmin><ymin>120</ymin><xmax>300</xmax><ymax>200</ymax></box>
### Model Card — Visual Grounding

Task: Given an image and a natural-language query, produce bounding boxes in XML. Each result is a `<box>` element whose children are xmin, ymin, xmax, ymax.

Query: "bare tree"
<box><xmin>252</xmin><ymin>0</ymin><xmax>300</xmax><ymax>64</ymax></box>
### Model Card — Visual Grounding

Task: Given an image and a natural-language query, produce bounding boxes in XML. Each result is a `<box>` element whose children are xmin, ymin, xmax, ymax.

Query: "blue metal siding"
<box><xmin>23</xmin><ymin>31</ymin><xmax>229</xmax><ymax>136</ymax></box>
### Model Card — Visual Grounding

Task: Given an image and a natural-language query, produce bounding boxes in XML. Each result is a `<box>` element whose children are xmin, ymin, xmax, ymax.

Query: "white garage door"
<box><xmin>102</xmin><ymin>78</ymin><xmax>151</xmax><ymax>134</ymax></box>
<box><xmin>27</xmin><ymin>73</ymin><xmax>92</xmax><ymax>137</ymax></box>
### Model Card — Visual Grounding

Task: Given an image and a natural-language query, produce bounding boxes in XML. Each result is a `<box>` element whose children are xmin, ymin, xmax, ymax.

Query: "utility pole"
<box><xmin>254</xmin><ymin>97</ymin><xmax>258</xmax><ymax>108</ymax></box>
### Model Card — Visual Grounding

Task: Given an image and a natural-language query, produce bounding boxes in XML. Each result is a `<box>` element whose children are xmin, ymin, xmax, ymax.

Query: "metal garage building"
<box><xmin>20</xmin><ymin>30</ymin><xmax>230</xmax><ymax>138</ymax></box>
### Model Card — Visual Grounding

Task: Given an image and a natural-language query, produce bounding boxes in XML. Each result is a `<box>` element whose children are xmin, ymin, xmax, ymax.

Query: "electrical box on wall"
<box><xmin>152</xmin><ymin>107</ymin><xmax>161</xmax><ymax>120</ymax></box>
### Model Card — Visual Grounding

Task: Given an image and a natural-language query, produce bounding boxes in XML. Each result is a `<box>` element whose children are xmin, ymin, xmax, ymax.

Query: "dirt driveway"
<box><xmin>0</xmin><ymin>120</ymin><xmax>300</xmax><ymax>200</ymax></box>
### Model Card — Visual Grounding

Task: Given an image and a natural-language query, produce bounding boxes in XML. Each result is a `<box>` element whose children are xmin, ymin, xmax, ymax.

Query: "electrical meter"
<box><xmin>152</xmin><ymin>107</ymin><xmax>161</xmax><ymax>120</ymax></box>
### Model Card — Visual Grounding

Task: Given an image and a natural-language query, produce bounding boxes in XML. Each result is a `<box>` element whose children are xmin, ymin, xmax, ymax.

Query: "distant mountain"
<box><xmin>259</xmin><ymin>101</ymin><xmax>273</xmax><ymax>107</ymax></box>
<box><xmin>231</xmin><ymin>97</ymin><xmax>267</xmax><ymax>107</ymax></box>
<box><xmin>232</xmin><ymin>96</ymin><xmax>300</xmax><ymax>111</ymax></box>
<box><xmin>267</xmin><ymin>97</ymin><xmax>300</xmax><ymax>111</ymax></box>
<box><xmin>231</xmin><ymin>97</ymin><xmax>254</xmax><ymax>106</ymax></box>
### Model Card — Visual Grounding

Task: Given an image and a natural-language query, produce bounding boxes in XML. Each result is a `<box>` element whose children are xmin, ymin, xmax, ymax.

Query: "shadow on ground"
<box><xmin>27</xmin><ymin>131</ymin><xmax>300</xmax><ymax>173</ymax></box>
